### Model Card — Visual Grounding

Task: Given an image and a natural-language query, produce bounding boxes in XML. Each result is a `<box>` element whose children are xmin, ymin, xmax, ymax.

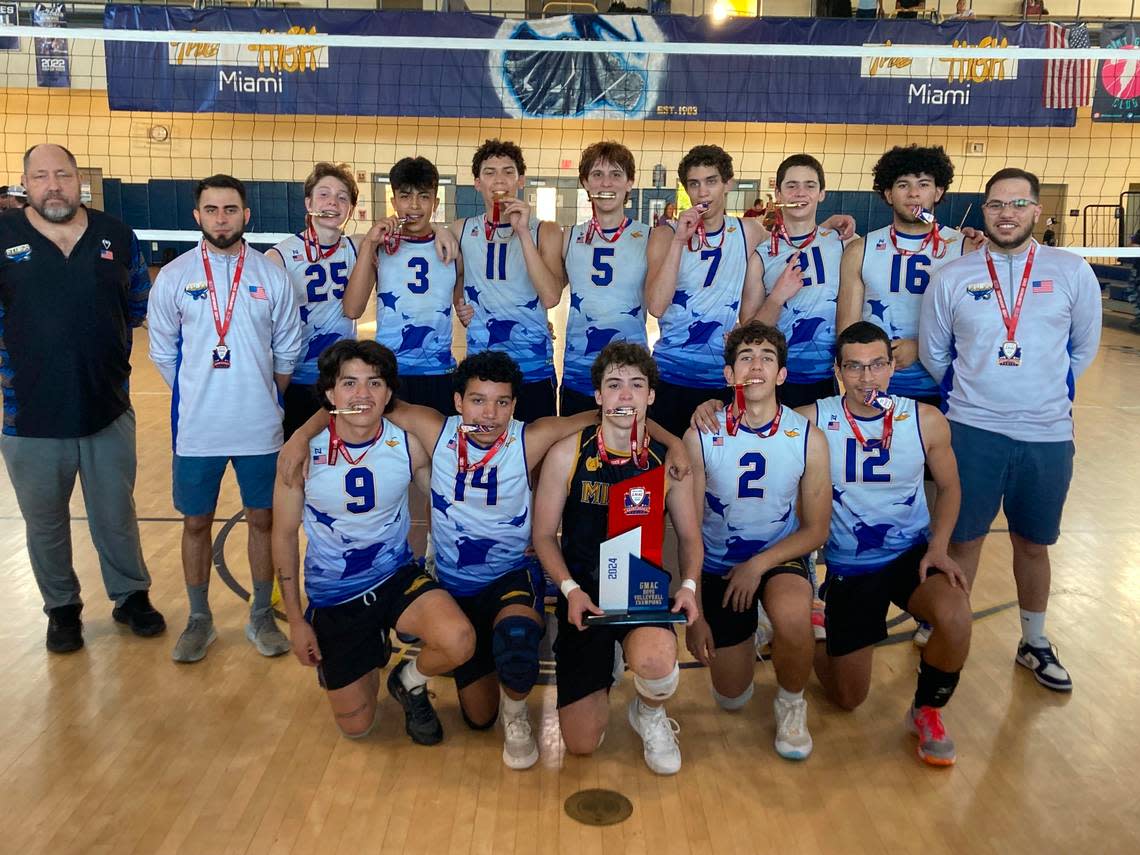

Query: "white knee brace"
<box><xmin>711</xmin><ymin>683</ymin><xmax>754</xmax><ymax>711</ymax></box>
<box><xmin>634</xmin><ymin>663</ymin><xmax>680</xmax><ymax>701</ymax></box>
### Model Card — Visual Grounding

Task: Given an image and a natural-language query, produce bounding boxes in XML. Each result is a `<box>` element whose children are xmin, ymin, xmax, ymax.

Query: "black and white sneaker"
<box><xmin>387</xmin><ymin>660</ymin><xmax>444</xmax><ymax>745</ymax></box>
<box><xmin>1016</xmin><ymin>640</ymin><xmax>1073</xmax><ymax>692</ymax></box>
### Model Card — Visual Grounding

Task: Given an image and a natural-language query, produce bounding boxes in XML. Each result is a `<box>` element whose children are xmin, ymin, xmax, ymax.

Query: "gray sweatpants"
<box><xmin>1</xmin><ymin>409</ymin><xmax>151</xmax><ymax>612</ymax></box>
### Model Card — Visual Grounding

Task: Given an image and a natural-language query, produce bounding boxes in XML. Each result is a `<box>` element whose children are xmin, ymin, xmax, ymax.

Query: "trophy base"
<box><xmin>584</xmin><ymin>609</ymin><xmax>687</xmax><ymax>627</ymax></box>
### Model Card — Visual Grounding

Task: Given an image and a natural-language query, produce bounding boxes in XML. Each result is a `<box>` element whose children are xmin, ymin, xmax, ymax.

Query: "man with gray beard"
<box><xmin>0</xmin><ymin>143</ymin><xmax>164</xmax><ymax>653</ymax></box>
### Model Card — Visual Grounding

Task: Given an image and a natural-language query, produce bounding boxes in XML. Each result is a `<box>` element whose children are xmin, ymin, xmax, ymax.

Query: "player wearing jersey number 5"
<box><xmin>919</xmin><ymin>168</ymin><xmax>1102</xmax><ymax>694</ymax></box>
<box><xmin>272</xmin><ymin>341</ymin><xmax>475</xmax><ymax>744</ymax></box>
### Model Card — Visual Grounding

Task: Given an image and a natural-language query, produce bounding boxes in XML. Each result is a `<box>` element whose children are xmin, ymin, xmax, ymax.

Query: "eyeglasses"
<box><xmin>840</xmin><ymin>359</ymin><xmax>891</xmax><ymax>375</ymax></box>
<box><xmin>981</xmin><ymin>199</ymin><xmax>1038</xmax><ymax>213</ymax></box>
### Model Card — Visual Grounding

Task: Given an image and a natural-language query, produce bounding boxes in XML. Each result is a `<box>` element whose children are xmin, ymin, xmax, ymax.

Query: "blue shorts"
<box><xmin>949</xmin><ymin>421</ymin><xmax>1074</xmax><ymax>546</ymax></box>
<box><xmin>173</xmin><ymin>452</ymin><xmax>278</xmax><ymax>517</ymax></box>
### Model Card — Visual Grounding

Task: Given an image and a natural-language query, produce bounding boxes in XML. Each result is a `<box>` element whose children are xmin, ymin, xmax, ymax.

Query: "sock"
<box><xmin>500</xmin><ymin>690</ymin><xmax>528</xmax><ymax>719</ymax></box>
<box><xmin>251</xmin><ymin>580</ymin><xmax>274</xmax><ymax>615</ymax></box>
<box><xmin>914</xmin><ymin>659</ymin><xmax>961</xmax><ymax>709</ymax></box>
<box><xmin>1020</xmin><ymin>609</ymin><xmax>1048</xmax><ymax>647</ymax></box>
<box><xmin>186</xmin><ymin>583</ymin><xmax>210</xmax><ymax>617</ymax></box>
<box><xmin>776</xmin><ymin>686</ymin><xmax>804</xmax><ymax>704</ymax></box>
<box><xmin>399</xmin><ymin>657</ymin><xmax>429</xmax><ymax>692</ymax></box>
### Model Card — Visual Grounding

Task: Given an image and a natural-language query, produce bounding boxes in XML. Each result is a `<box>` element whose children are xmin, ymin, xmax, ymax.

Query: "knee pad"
<box><xmin>339</xmin><ymin>708</ymin><xmax>379</xmax><ymax>740</ymax></box>
<box><xmin>492</xmin><ymin>616</ymin><xmax>543</xmax><ymax>694</ymax></box>
<box><xmin>711</xmin><ymin>683</ymin><xmax>754</xmax><ymax>711</ymax></box>
<box><xmin>633</xmin><ymin>663</ymin><xmax>679</xmax><ymax>702</ymax></box>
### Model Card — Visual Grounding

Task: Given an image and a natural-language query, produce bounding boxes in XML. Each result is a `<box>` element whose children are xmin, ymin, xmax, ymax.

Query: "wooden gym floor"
<box><xmin>0</xmin><ymin>318</ymin><xmax>1138</xmax><ymax>855</ymax></box>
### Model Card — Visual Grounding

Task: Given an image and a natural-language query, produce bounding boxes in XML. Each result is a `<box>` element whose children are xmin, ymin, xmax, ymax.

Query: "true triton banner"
<box><xmin>103</xmin><ymin>5</ymin><xmax>1074</xmax><ymax>127</ymax></box>
<box><xmin>1092</xmin><ymin>22</ymin><xmax>1140</xmax><ymax>123</ymax></box>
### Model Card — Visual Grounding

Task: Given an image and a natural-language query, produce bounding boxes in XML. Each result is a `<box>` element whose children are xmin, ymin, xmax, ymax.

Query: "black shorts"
<box><xmin>648</xmin><ymin>379</ymin><xmax>732</xmax><ymax>440</ymax></box>
<box><xmin>821</xmin><ymin>543</ymin><xmax>933</xmax><ymax>658</ymax></box>
<box><xmin>553</xmin><ymin>595</ymin><xmax>676</xmax><ymax>709</ymax></box>
<box><xmin>451</xmin><ymin>564</ymin><xmax>544</xmax><ymax>690</ymax></box>
<box><xmin>283</xmin><ymin>383</ymin><xmax>324</xmax><ymax>442</ymax></box>
<box><xmin>400</xmin><ymin>372</ymin><xmax>456</xmax><ymax>416</ymax></box>
<box><xmin>559</xmin><ymin>385</ymin><xmax>599</xmax><ymax>417</ymax></box>
<box><xmin>308</xmin><ymin>563</ymin><xmax>440</xmax><ymax>691</ymax></box>
<box><xmin>700</xmin><ymin>557</ymin><xmax>812</xmax><ymax>649</ymax></box>
<box><xmin>515</xmin><ymin>377</ymin><xmax>557</xmax><ymax>422</ymax></box>
<box><xmin>779</xmin><ymin>377</ymin><xmax>838</xmax><ymax>409</ymax></box>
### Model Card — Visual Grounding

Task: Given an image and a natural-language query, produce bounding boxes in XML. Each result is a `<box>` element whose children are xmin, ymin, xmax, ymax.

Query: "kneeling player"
<box><xmin>808</xmin><ymin>322</ymin><xmax>971</xmax><ymax>766</ymax></box>
<box><xmin>533</xmin><ymin>343</ymin><xmax>701</xmax><ymax>776</ymax></box>
<box><xmin>683</xmin><ymin>322</ymin><xmax>831</xmax><ymax>760</ymax></box>
<box><xmin>272</xmin><ymin>341</ymin><xmax>475</xmax><ymax>744</ymax></box>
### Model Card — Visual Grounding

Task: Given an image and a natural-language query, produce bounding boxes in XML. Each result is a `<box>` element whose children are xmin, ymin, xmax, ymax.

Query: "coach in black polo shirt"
<box><xmin>0</xmin><ymin>143</ymin><xmax>164</xmax><ymax>652</ymax></box>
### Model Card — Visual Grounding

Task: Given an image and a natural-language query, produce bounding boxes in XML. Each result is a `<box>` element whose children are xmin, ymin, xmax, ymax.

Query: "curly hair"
<box><xmin>724</xmin><ymin>321</ymin><xmax>787</xmax><ymax>371</ymax></box>
<box><xmin>590</xmin><ymin>342</ymin><xmax>659</xmax><ymax>392</ymax></box>
<box><xmin>871</xmin><ymin>145</ymin><xmax>954</xmax><ymax>200</ymax></box>
<box><xmin>454</xmin><ymin>350</ymin><xmax>523</xmax><ymax>399</ymax></box>
<box><xmin>303</xmin><ymin>162</ymin><xmax>359</xmax><ymax>207</ymax></box>
<box><xmin>678</xmin><ymin>145</ymin><xmax>734</xmax><ymax>184</ymax></box>
<box><xmin>472</xmin><ymin>139</ymin><xmax>526</xmax><ymax>179</ymax></box>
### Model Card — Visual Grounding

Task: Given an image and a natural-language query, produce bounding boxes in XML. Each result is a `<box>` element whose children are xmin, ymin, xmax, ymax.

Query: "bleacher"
<box><xmin>1090</xmin><ymin>261</ymin><xmax>1140</xmax><ymax>329</ymax></box>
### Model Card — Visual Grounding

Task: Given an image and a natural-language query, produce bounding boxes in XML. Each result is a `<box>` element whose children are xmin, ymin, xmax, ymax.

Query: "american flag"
<box><xmin>1032</xmin><ymin>279</ymin><xmax>1054</xmax><ymax>293</ymax></box>
<box><xmin>1043</xmin><ymin>23</ymin><xmax>1095</xmax><ymax>109</ymax></box>
<box><xmin>248</xmin><ymin>283</ymin><xmax>268</xmax><ymax>300</ymax></box>
<box><xmin>827</xmin><ymin>417</ymin><xmax>840</xmax><ymax>431</ymax></box>
<box><xmin>311</xmin><ymin>447</ymin><xmax>327</xmax><ymax>465</ymax></box>
<box><xmin>712</xmin><ymin>434</ymin><xmax>724</xmax><ymax>446</ymax></box>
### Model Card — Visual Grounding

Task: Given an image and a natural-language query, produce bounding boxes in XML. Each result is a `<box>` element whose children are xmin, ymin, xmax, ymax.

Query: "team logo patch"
<box><xmin>499</xmin><ymin>590</ymin><xmax>530</xmax><ymax>602</ymax></box>
<box><xmin>585</xmin><ymin>455</ymin><xmax>600</xmax><ymax>472</ymax></box>
<box><xmin>895</xmin><ymin>412</ymin><xmax>911</xmax><ymax>422</ymax></box>
<box><xmin>184</xmin><ymin>281</ymin><xmax>209</xmax><ymax>300</ymax></box>
<box><xmin>100</xmin><ymin>239</ymin><xmax>114</xmax><ymax>261</ymax></box>
<box><xmin>784</xmin><ymin>429</ymin><xmax>800</xmax><ymax>438</ymax></box>
<box><xmin>385</xmin><ymin>438</ymin><xmax>399</xmax><ymax>447</ymax></box>
<box><xmin>5</xmin><ymin>244</ymin><xmax>31</xmax><ymax>263</ymax></box>
<box><xmin>311</xmin><ymin>446</ymin><xmax>328</xmax><ymax>465</ymax></box>
<box><xmin>631</xmin><ymin>231</ymin><xmax>643</xmax><ymax>238</ymax></box>
<box><xmin>1032</xmin><ymin>279</ymin><xmax>1053</xmax><ymax>294</ymax></box>
<box><xmin>727</xmin><ymin>226</ymin><xmax>737</xmax><ymax>233</ymax></box>
<box><xmin>623</xmin><ymin>487</ymin><xmax>651</xmax><ymax>516</ymax></box>
<box><xmin>966</xmin><ymin>282</ymin><xmax>993</xmax><ymax>301</ymax></box>
<box><xmin>405</xmin><ymin>574</ymin><xmax>432</xmax><ymax>595</ymax></box>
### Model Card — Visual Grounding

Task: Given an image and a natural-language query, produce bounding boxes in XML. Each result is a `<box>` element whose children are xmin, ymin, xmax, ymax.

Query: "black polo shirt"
<box><xmin>0</xmin><ymin>207</ymin><xmax>150</xmax><ymax>438</ymax></box>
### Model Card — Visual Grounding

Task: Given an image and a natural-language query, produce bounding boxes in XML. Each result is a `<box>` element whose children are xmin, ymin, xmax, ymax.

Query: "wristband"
<box><xmin>560</xmin><ymin>579</ymin><xmax>581</xmax><ymax>598</ymax></box>
<box><xmin>680</xmin><ymin>579</ymin><xmax>697</xmax><ymax>593</ymax></box>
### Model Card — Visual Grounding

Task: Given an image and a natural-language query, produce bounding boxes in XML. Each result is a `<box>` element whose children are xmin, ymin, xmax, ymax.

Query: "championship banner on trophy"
<box><xmin>587</xmin><ymin>466</ymin><xmax>684</xmax><ymax>626</ymax></box>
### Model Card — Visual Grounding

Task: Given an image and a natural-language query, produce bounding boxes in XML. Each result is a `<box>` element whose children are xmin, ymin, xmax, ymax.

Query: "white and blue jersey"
<box><xmin>562</xmin><ymin>219</ymin><xmax>650</xmax><ymax>395</ymax></box>
<box><xmin>759</xmin><ymin>228</ymin><xmax>844</xmax><ymax>384</ymax></box>
<box><xmin>654</xmin><ymin>217</ymin><xmax>749</xmax><ymax>387</ymax></box>
<box><xmin>429</xmin><ymin>415</ymin><xmax>532</xmax><ymax>596</ymax></box>
<box><xmin>272</xmin><ymin>234</ymin><xmax>358</xmax><ymax>385</ymax></box>
<box><xmin>699</xmin><ymin>406</ymin><xmax>809</xmax><ymax>575</ymax></box>
<box><xmin>376</xmin><ymin>233</ymin><xmax>457</xmax><ymax>376</ymax></box>
<box><xmin>459</xmin><ymin>218</ymin><xmax>553</xmax><ymax>382</ymax></box>
<box><xmin>301</xmin><ymin>421</ymin><xmax>414</xmax><ymax>608</ymax></box>
<box><xmin>860</xmin><ymin>225</ymin><xmax>966</xmax><ymax>399</ymax></box>
<box><xmin>814</xmin><ymin>395</ymin><xmax>930</xmax><ymax>574</ymax></box>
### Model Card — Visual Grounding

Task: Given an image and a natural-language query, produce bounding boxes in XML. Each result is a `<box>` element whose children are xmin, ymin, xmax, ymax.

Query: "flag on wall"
<box><xmin>1043</xmin><ymin>22</ymin><xmax>1094</xmax><ymax>109</ymax></box>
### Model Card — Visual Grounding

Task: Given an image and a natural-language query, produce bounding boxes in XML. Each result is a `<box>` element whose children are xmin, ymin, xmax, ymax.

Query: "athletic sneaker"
<box><xmin>1016</xmin><ymin>640</ymin><xmax>1073</xmax><ymax>692</ymax></box>
<box><xmin>773</xmin><ymin>696</ymin><xmax>813</xmax><ymax>760</ymax></box>
<box><xmin>172</xmin><ymin>613</ymin><xmax>216</xmax><ymax>663</ymax></box>
<box><xmin>245</xmin><ymin>609</ymin><xmax>290</xmax><ymax>657</ymax></box>
<box><xmin>387</xmin><ymin>660</ymin><xmax>444</xmax><ymax>745</ymax></box>
<box><xmin>913</xmin><ymin>620</ymin><xmax>933</xmax><ymax>648</ymax></box>
<box><xmin>907</xmin><ymin>705</ymin><xmax>956</xmax><ymax>766</ymax></box>
<box><xmin>811</xmin><ymin>598</ymin><xmax>827</xmax><ymax>642</ymax></box>
<box><xmin>46</xmin><ymin>604</ymin><xmax>84</xmax><ymax>654</ymax></box>
<box><xmin>755</xmin><ymin>602</ymin><xmax>774</xmax><ymax>657</ymax></box>
<box><xmin>112</xmin><ymin>591</ymin><xmax>166</xmax><ymax>637</ymax></box>
<box><xmin>502</xmin><ymin>707</ymin><xmax>539</xmax><ymax>770</ymax></box>
<box><xmin>627</xmin><ymin>697</ymin><xmax>682</xmax><ymax>775</ymax></box>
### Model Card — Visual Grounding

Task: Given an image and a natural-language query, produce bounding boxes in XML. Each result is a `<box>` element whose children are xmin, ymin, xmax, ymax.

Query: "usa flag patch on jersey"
<box><xmin>1032</xmin><ymin>279</ymin><xmax>1053</xmax><ymax>294</ymax></box>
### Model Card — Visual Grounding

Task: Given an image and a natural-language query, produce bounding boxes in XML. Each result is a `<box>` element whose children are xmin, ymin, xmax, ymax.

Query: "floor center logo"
<box><xmin>491</xmin><ymin>15</ymin><xmax>666</xmax><ymax>120</ymax></box>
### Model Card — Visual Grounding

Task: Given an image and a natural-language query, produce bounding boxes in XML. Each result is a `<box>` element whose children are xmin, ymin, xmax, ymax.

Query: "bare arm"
<box><xmin>271</xmin><ymin>474</ymin><xmax>321</xmax><ymax>666</ymax></box>
<box><xmin>645</xmin><ymin>220</ymin><xmax>690</xmax><ymax>317</ymax></box>
<box><xmin>664</xmin><ymin>461</ymin><xmax>703</xmax><ymax>624</ymax></box>
<box><xmin>753</xmin><ymin>250</ymin><xmax>805</xmax><ymax>326</ymax></box>
<box><xmin>386</xmin><ymin>399</ymin><xmax>448</xmax><ymax>455</ymax></box>
<box><xmin>917</xmin><ymin>405</ymin><xmax>967</xmax><ymax>588</ymax></box>
<box><xmin>509</xmin><ymin>207</ymin><xmax>563</xmax><ymax>308</ymax></box>
<box><xmin>407</xmin><ymin>431</ymin><xmax>433</xmax><ymax>496</ymax></box>
<box><xmin>343</xmin><ymin>226</ymin><xmax>382</xmax><ymax>319</ymax></box>
<box><xmin>740</xmin><ymin>249</ymin><xmax>769</xmax><ymax>322</ymax></box>
<box><xmin>837</xmin><ymin>238</ymin><xmax>867</xmax><ymax>334</ymax></box>
<box><xmin>523</xmin><ymin>409</ymin><xmax>599</xmax><ymax>471</ymax></box>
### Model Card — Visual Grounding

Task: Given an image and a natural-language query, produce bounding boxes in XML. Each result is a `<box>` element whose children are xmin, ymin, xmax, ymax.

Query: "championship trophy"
<box><xmin>585</xmin><ymin>466</ymin><xmax>686</xmax><ymax>626</ymax></box>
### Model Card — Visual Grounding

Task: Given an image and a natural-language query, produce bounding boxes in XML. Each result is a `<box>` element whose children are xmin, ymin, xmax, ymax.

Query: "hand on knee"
<box><xmin>633</xmin><ymin>663</ymin><xmax>679</xmax><ymax>702</ymax></box>
<box><xmin>492</xmin><ymin>616</ymin><xmax>542</xmax><ymax>695</ymax></box>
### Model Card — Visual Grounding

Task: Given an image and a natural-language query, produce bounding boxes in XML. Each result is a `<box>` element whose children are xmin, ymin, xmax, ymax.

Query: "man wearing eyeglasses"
<box><xmin>918</xmin><ymin>168</ymin><xmax>1102</xmax><ymax>694</ymax></box>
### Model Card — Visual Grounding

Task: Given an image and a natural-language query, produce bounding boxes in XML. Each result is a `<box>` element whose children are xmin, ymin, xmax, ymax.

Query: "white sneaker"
<box><xmin>913</xmin><ymin>620</ymin><xmax>932</xmax><ymax>648</ymax></box>
<box><xmin>627</xmin><ymin>697</ymin><xmax>682</xmax><ymax>775</ymax></box>
<box><xmin>755</xmin><ymin>602</ymin><xmax>774</xmax><ymax>658</ymax></box>
<box><xmin>773</xmin><ymin>695</ymin><xmax>813</xmax><ymax>760</ymax></box>
<box><xmin>245</xmin><ymin>609</ymin><xmax>290</xmax><ymax>657</ymax></box>
<box><xmin>502</xmin><ymin>708</ymin><xmax>539</xmax><ymax>770</ymax></box>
